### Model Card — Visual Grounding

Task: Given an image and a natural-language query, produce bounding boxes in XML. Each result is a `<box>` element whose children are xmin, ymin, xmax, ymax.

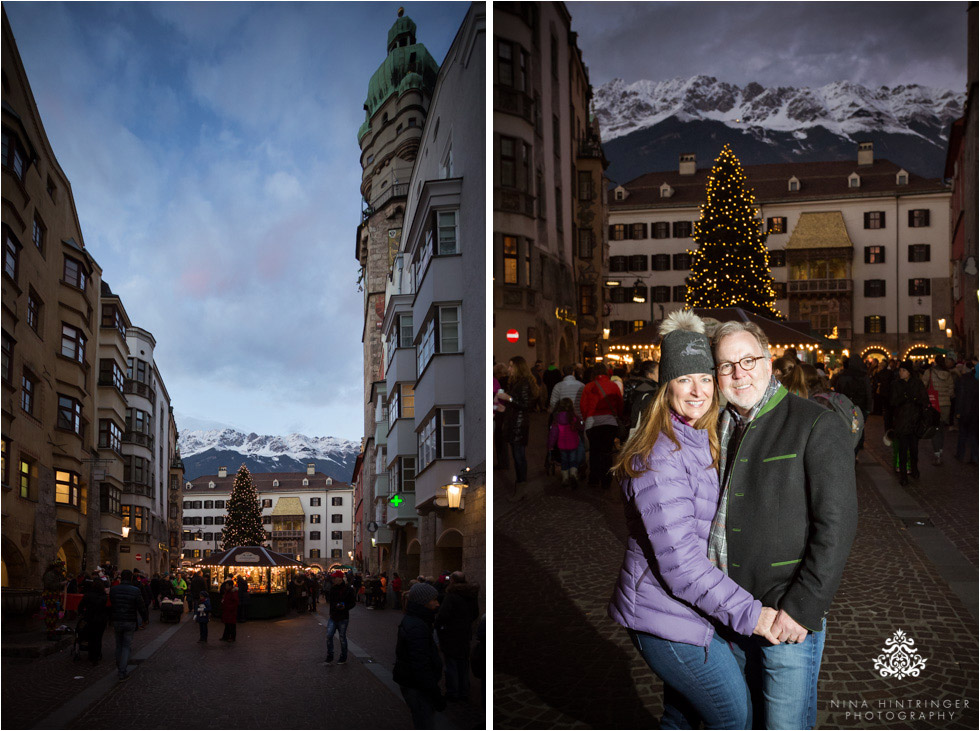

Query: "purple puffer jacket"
<box><xmin>608</xmin><ymin>417</ymin><xmax>761</xmax><ymax>647</ymax></box>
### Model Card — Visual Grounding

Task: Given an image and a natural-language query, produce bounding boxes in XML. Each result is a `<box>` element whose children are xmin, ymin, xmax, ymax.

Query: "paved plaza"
<box><xmin>494</xmin><ymin>412</ymin><xmax>979</xmax><ymax>729</ymax></box>
<box><xmin>2</xmin><ymin>599</ymin><xmax>485</xmax><ymax>729</ymax></box>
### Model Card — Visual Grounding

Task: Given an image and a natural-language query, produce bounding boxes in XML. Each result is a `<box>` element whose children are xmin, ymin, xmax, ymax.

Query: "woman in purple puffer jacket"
<box><xmin>608</xmin><ymin>311</ymin><xmax>779</xmax><ymax>730</ymax></box>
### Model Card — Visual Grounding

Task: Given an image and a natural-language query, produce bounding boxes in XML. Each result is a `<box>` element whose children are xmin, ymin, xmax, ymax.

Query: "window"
<box><xmin>865</xmin><ymin>316</ymin><xmax>886</xmax><ymax>334</ymax></box>
<box><xmin>419</xmin><ymin>415</ymin><xmax>436</xmax><ymax>470</ymax></box>
<box><xmin>628</xmin><ymin>255</ymin><xmax>648</xmax><ymax>272</ymax></box>
<box><xmin>63</xmin><ymin>256</ymin><xmax>87</xmax><ymax>290</ymax></box>
<box><xmin>331</xmin><ymin>496</ymin><xmax>344</xmax><ymax>506</ymax></box>
<box><xmin>2</xmin><ymin>128</ymin><xmax>28</xmax><ymax>179</ymax></box>
<box><xmin>502</xmin><ymin>236</ymin><xmax>519</xmax><ymax>284</ymax></box>
<box><xmin>908</xmin><ymin>244</ymin><xmax>931</xmax><ymax>262</ymax></box>
<box><xmin>61</xmin><ymin>324</ymin><xmax>86</xmax><ymax>363</ymax></box>
<box><xmin>331</xmin><ymin>514</ymin><xmax>343</xmax><ymax>524</ymax></box>
<box><xmin>310</xmin><ymin>497</ymin><xmax>321</xmax><ymax>507</ymax></box>
<box><xmin>550</xmin><ymin>33</ymin><xmax>558</xmax><ymax>77</ymax></box>
<box><xmin>4</xmin><ymin>228</ymin><xmax>19</xmax><ymax>281</ymax></box>
<box><xmin>1</xmin><ymin>332</ymin><xmax>11</xmax><ymax>383</ymax></box>
<box><xmin>496</xmin><ymin>39</ymin><xmax>528</xmax><ymax>90</ymax></box>
<box><xmin>101</xmin><ymin>304</ymin><xmax>126</xmax><ymax>336</ymax></box>
<box><xmin>417</xmin><ymin>305</ymin><xmax>461</xmax><ymax>373</ymax></box>
<box><xmin>19</xmin><ymin>456</ymin><xmax>36</xmax><ymax>500</ymax></box>
<box><xmin>773</xmin><ymin>282</ymin><xmax>787</xmax><ymax>299</ymax></box>
<box><xmin>204</xmin><ymin>500</ymin><xmax>213</xmax><ymax>508</ymax></box>
<box><xmin>577</xmin><ymin>229</ymin><xmax>594</xmax><ymax>259</ymax></box>
<box><xmin>864</xmin><ymin>246</ymin><xmax>885</xmax><ymax>264</ymax></box>
<box><xmin>57</xmin><ymin>395</ymin><xmax>83</xmax><ymax>435</ymax></box>
<box><xmin>554</xmin><ymin>186</ymin><xmax>562</xmax><ymax>230</ymax></box>
<box><xmin>331</xmin><ymin>549</ymin><xmax>342</xmax><ymax>558</ymax></box>
<box><xmin>768</xmin><ymin>250</ymin><xmax>786</xmax><ymax>268</ymax></box>
<box><xmin>126</xmin><ymin>408</ymin><xmax>152</xmax><ymax>435</ymax></box>
<box><xmin>864</xmin><ymin>211</ymin><xmax>886</xmax><ymax>229</ymax></box>
<box><xmin>908</xmin><ymin>209</ymin><xmax>930</xmax><ymax>227</ymax></box>
<box><xmin>55</xmin><ymin>470</ymin><xmax>81</xmax><ymax>508</ymax></box>
<box><xmin>436</xmin><ymin>211</ymin><xmax>458</xmax><ymax>255</ymax></box>
<box><xmin>609</xmin><ymin>255</ymin><xmax>628</xmax><ymax>273</ymax></box>
<box><xmin>127</xmin><ymin>358</ymin><xmax>151</xmax><ymax>385</ymax></box>
<box><xmin>897</xmin><ymin>172</ymin><xmax>908</xmax><ymax>185</ymax></box>
<box><xmin>331</xmin><ymin>531</ymin><xmax>342</xmax><ymax>541</ymax></box>
<box><xmin>183</xmin><ymin>500</ymin><xmax>192</xmax><ymax>509</ymax></box>
<box><xmin>262</xmin><ymin>499</ymin><xmax>272</xmax><ymax>508</ymax></box>
<box><xmin>100</xmin><ymin>484</ymin><xmax>121</xmax><ymax>516</ymax></box>
<box><xmin>849</xmin><ymin>175</ymin><xmax>861</xmax><ymax>188</ymax></box>
<box><xmin>214</xmin><ymin>500</ymin><xmax>225</xmax><ymax>509</ymax></box>
<box><xmin>651</xmin><ymin>286</ymin><xmax>671</xmax><ymax>303</ymax></box>
<box><xmin>673</xmin><ymin>221</ymin><xmax>692</xmax><ymax>238</ymax></box>
<box><xmin>766</xmin><ymin>217</ymin><xmax>787</xmax><ymax>234</ymax></box>
<box><xmin>651</xmin><ymin>254</ymin><xmax>671</xmax><ymax>271</ymax></box>
<box><xmin>788</xmin><ymin>179</ymin><xmax>800</xmax><ymax>192</ymax></box>
<box><xmin>552</xmin><ymin>115</ymin><xmax>560</xmax><ymax>158</ymax></box>
<box><xmin>610</xmin><ymin>224</ymin><xmax>625</xmax><ymax>241</ymax></box>
<box><xmin>673</xmin><ymin>253</ymin><xmax>691</xmax><ymax>270</ymax></box>
<box><xmin>632</xmin><ymin>320</ymin><xmax>646</xmax><ymax>333</ymax></box>
<box><xmin>124</xmin><ymin>456</ymin><xmax>150</xmax><ymax>485</ymax></box>
<box><xmin>99</xmin><ymin>359</ymin><xmax>125</xmax><ymax>391</ymax></box>
<box><xmin>27</xmin><ymin>289</ymin><xmax>41</xmax><ymax>333</ymax></box>
<box><xmin>310</xmin><ymin>531</ymin><xmax>321</xmax><ymax>541</ymax></box>
<box><xmin>909</xmin><ymin>315</ymin><xmax>931</xmax><ymax>333</ymax></box>
<box><xmin>310</xmin><ymin>514</ymin><xmax>322</xmax><ymax>524</ymax></box>
<box><xmin>864</xmin><ymin>280</ymin><xmax>887</xmax><ymax>297</ymax></box>
<box><xmin>579</xmin><ymin>285</ymin><xmax>595</xmax><ymax>316</ymax></box>
<box><xmin>204</xmin><ymin>516</ymin><xmax>214</xmax><ymax>525</ymax></box>
<box><xmin>122</xmin><ymin>505</ymin><xmax>146</xmax><ymax>531</ymax></box>
<box><xmin>21</xmin><ymin>369</ymin><xmax>37</xmax><ymax>415</ymax></box>
<box><xmin>98</xmin><ymin>419</ymin><xmax>122</xmax><ymax>453</ymax></box>
<box><xmin>630</xmin><ymin>223</ymin><xmax>647</xmax><ymax>240</ymax></box>
<box><xmin>1</xmin><ymin>438</ymin><xmax>6</xmax><ymax>487</ymax></box>
<box><xmin>498</xmin><ymin>136</ymin><xmax>530</xmax><ymax>191</ymax></box>
<box><xmin>396</xmin><ymin>314</ymin><xmax>413</xmax><ymax>350</ymax></box>
<box><xmin>652</xmin><ymin>222</ymin><xmax>670</xmax><ymax>239</ymax></box>
<box><xmin>214</xmin><ymin>516</ymin><xmax>224</xmax><ymax>525</ymax></box>
<box><xmin>577</xmin><ymin>170</ymin><xmax>593</xmax><ymax>201</ymax></box>
<box><xmin>672</xmin><ymin>285</ymin><xmax>687</xmax><ymax>302</ymax></box>
<box><xmin>909</xmin><ymin>278</ymin><xmax>931</xmax><ymax>296</ymax></box>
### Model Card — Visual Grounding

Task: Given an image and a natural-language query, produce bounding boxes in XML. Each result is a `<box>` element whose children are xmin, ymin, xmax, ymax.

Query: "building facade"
<box><xmin>354</xmin><ymin>9</ymin><xmax>438</xmax><ymax>575</ymax></box>
<box><xmin>379</xmin><ymin>1</ymin><xmax>486</xmax><ymax>588</ymax></box>
<box><xmin>607</xmin><ymin>144</ymin><xmax>952</xmax><ymax>362</ymax></box>
<box><xmin>181</xmin><ymin>465</ymin><xmax>353</xmax><ymax>570</ymax></box>
<box><xmin>493</xmin><ymin>1</ymin><xmax>607</xmax><ymax>366</ymax></box>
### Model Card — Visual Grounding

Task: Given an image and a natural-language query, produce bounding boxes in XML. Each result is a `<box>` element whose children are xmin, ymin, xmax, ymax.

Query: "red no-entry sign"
<box><xmin>506</xmin><ymin>329</ymin><xmax>519</xmax><ymax>343</ymax></box>
<box><xmin>135</xmin><ymin>553</ymin><xmax>141</xmax><ymax>562</ymax></box>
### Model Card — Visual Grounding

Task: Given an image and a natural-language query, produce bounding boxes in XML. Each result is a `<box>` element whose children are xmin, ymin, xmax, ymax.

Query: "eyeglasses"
<box><xmin>716</xmin><ymin>355</ymin><xmax>767</xmax><ymax>376</ymax></box>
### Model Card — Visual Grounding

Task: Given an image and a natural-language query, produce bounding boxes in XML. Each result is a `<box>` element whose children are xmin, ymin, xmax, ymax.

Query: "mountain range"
<box><xmin>177</xmin><ymin>426</ymin><xmax>360</xmax><ymax>483</ymax></box>
<box><xmin>593</xmin><ymin>75</ymin><xmax>965</xmax><ymax>183</ymax></box>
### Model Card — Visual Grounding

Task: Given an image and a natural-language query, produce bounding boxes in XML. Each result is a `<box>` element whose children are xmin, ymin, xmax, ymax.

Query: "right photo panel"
<box><xmin>492</xmin><ymin>2</ymin><xmax>979</xmax><ymax>729</ymax></box>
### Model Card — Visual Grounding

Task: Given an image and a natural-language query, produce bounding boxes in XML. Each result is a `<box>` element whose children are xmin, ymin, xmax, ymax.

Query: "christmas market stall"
<box><xmin>195</xmin><ymin>546</ymin><xmax>306</xmax><ymax>619</ymax></box>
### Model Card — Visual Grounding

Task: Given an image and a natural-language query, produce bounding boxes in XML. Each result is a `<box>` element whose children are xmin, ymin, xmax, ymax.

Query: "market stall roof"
<box><xmin>194</xmin><ymin>545</ymin><xmax>306</xmax><ymax>568</ymax></box>
<box><xmin>605</xmin><ymin>324</ymin><xmax>661</xmax><ymax>351</ymax></box>
<box><xmin>693</xmin><ymin>308</ymin><xmax>825</xmax><ymax>348</ymax></box>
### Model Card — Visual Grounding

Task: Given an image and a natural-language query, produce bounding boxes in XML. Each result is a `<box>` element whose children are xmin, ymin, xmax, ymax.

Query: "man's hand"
<box><xmin>752</xmin><ymin>606</ymin><xmax>780</xmax><ymax>644</ymax></box>
<box><xmin>771</xmin><ymin>608</ymin><xmax>808</xmax><ymax>644</ymax></box>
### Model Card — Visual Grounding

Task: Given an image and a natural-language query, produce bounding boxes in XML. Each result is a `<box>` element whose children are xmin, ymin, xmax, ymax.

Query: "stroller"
<box><xmin>71</xmin><ymin>617</ymin><xmax>89</xmax><ymax>661</ymax></box>
<box><xmin>159</xmin><ymin>598</ymin><xmax>183</xmax><ymax>623</ymax></box>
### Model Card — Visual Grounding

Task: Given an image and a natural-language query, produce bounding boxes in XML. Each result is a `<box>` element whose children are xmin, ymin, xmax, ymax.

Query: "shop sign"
<box><xmin>506</xmin><ymin>329</ymin><xmax>519</xmax><ymax>343</ymax></box>
<box><xmin>119</xmin><ymin>546</ymin><xmax>131</xmax><ymax>553</ymax></box>
<box><xmin>236</xmin><ymin>552</ymin><xmax>261</xmax><ymax>563</ymax></box>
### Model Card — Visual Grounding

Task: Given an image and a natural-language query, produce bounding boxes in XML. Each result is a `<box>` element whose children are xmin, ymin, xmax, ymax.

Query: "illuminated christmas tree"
<box><xmin>685</xmin><ymin>145</ymin><xmax>782</xmax><ymax>319</ymax></box>
<box><xmin>222</xmin><ymin>465</ymin><xmax>266</xmax><ymax>548</ymax></box>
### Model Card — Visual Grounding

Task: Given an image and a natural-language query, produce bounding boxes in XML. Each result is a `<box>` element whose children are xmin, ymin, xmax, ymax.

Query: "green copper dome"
<box><xmin>358</xmin><ymin>14</ymin><xmax>439</xmax><ymax>143</ymax></box>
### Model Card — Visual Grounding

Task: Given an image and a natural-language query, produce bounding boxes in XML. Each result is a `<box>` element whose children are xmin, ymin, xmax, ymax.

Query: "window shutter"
<box><xmin>608</xmin><ymin>225</ymin><xmax>615</xmax><ymax>240</ymax></box>
<box><xmin>880</xmin><ymin>211</ymin><xmax>886</xmax><ymax>228</ymax></box>
<box><xmin>923</xmin><ymin>210</ymin><xmax>930</xmax><ymax>226</ymax></box>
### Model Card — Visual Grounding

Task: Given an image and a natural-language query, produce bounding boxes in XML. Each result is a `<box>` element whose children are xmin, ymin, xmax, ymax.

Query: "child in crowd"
<box><xmin>549</xmin><ymin>397</ymin><xmax>584</xmax><ymax>487</ymax></box>
<box><xmin>194</xmin><ymin>591</ymin><xmax>211</xmax><ymax>642</ymax></box>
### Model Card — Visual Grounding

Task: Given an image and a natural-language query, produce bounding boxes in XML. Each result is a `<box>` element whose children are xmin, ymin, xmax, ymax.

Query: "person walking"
<box><xmin>622</xmin><ymin>359</ymin><xmax>659</xmax><ymax>438</ymax></box>
<box><xmin>194</xmin><ymin>591</ymin><xmax>211</xmax><ymax>642</ymax></box>
<box><xmin>108</xmin><ymin>570</ymin><xmax>149</xmax><ymax>680</ymax></box>
<box><xmin>325</xmin><ymin>570</ymin><xmax>357</xmax><ymax>663</ymax></box>
<box><xmin>954</xmin><ymin>361</ymin><xmax>978</xmax><ymax>462</ymax></box>
<box><xmin>609</xmin><ymin>312</ymin><xmax>780</xmax><ymax>729</ymax></box>
<box><xmin>580</xmin><ymin>362</ymin><xmax>624</xmax><ymax>491</ymax></box>
<box><xmin>922</xmin><ymin>356</ymin><xmax>955</xmax><ymax>464</ymax></box>
<box><xmin>171</xmin><ymin>573</ymin><xmax>187</xmax><ymax>612</ymax></box>
<box><xmin>77</xmin><ymin>577</ymin><xmax>109</xmax><ymax>664</ymax></box>
<box><xmin>189</xmin><ymin>571</ymin><xmax>207</xmax><ymax>614</ymax></box>
<box><xmin>436</xmin><ymin>572</ymin><xmax>480</xmax><ymax>702</ymax></box>
<box><xmin>235</xmin><ymin>574</ymin><xmax>249</xmax><ymax>622</ymax></box>
<box><xmin>831</xmin><ymin>355</ymin><xmax>873</xmax><ymax>453</ymax></box>
<box><xmin>220</xmin><ymin>579</ymin><xmax>239</xmax><ymax>642</ymax></box>
<box><xmin>548</xmin><ymin>397</ymin><xmax>584</xmax><ymax>487</ymax></box>
<box><xmin>548</xmin><ymin>364</ymin><xmax>585</xmax><ymax>419</ymax></box>
<box><xmin>501</xmin><ymin>356</ymin><xmax>538</xmax><ymax>499</ymax></box>
<box><xmin>890</xmin><ymin>360</ymin><xmax>929</xmax><ymax>485</ymax></box>
<box><xmin>394</xmin><ymin>582</ymin><xmax>446</xmax><ymax>729</ymax></box>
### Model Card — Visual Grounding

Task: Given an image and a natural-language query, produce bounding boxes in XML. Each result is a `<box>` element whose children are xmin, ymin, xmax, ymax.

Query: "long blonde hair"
<box><xmin>508</xmin><ymin>356</ymin><xmax>539</xmax><ymax>397</ymax></box>
<box><xmin>614</xmin><ymin>378</ymin><xmax>720</xmax><ymax>480</ymax></box>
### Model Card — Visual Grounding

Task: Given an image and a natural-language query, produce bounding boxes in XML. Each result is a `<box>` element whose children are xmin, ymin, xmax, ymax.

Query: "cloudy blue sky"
<box><xmin>5</xmin><ymin>1</ymin><xmax>469</xmax><ymax>441</ymax></box>
<box><xmin>567</xmin><ymin>1</ymin><xmax>968</xmax><ymax>90</ymax></box>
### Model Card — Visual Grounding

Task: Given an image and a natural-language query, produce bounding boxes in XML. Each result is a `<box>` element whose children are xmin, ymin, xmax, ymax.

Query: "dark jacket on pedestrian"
<box><xmin>955</xmin><ymin>368</ymin><xmax>978</xmax><ymax>429</ymax></box>
<box><xmin>194</xmin><ymin>597</ymin><xmax>212</xmax><ymax>623</ymax></box>
<box><xmin>833</xmin><ymin>358</ymin><xmax>872</xmax><ymax>412</ymax></box>
<box><xmin>78</xmin><ymin>585</ymin><xmax>110</xmax><ymax>627</ymax></box>
<box><xmin>624</xmin><ymin>376</ymin><xmax>659</xmax><ymax>430</ymax></box>
<box><xmin>503</xmin><ymin>379</ymin><xmax>534</xmax><ymax>445</ymax></box>
<box><xmin>190</xmin><ymin>574</ymin><xmax>207</xmax><ymax>598</ymax></box>
<box><xmin>436</xmin><ymin>582</ymin><xmax>481</xmax><ymax>658</ymax></box>
<box><xmin>221</xmin><ymin>588</ymin><xmax>239</xmax><ymax>624</ymax></box>
<box><xmin>327</xmin><ymin>583</ymin><xmax>357</xmax><ymax>621</ymax></box>
<box><xmin>393</xmin><ymin>602</ymin><xmax>443</xmax><ymax>698</ymax></box>
<box><xmin>890</xmin><ymin>377</ymin><xmax>928</xmax><ymax>436</ymax></box>
<box><xmin>108</xmin><ymin>581</ymin><xmax>148</xmax><ymax>625</ymax></box>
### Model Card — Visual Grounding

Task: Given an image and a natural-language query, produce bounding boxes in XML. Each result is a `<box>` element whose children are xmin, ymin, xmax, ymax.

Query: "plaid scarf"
<box><xmin>707</xmin><ymin>376</ymin><xmax>782</xmax><ymax>574</ymax></box>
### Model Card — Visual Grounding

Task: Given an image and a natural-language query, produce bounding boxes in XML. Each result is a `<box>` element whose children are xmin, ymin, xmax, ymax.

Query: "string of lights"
<box><xmin>222</xmin><ymin>465</ymin><xmax>266</xmax><ymax>548</ymax></box>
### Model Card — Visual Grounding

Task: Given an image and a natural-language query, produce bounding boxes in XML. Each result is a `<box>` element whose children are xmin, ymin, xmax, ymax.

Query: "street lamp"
<box><xmin>938</xmin><ymin>318</ymin><xmax>946</xmax><ymax>331</ymax></box>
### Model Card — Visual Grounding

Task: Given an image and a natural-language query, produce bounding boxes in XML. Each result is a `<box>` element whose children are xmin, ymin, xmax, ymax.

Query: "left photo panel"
<box><xmin>1</xmin><ymin>2</ymin><xmax>487</xmax><ymax>729</ymax></box>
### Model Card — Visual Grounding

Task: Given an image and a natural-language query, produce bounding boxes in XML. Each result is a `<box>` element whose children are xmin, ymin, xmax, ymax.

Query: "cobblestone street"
<box><xmin>493</xmin><ymin>412</ymin><xmax>979</xmax><ymax>729</ymax></box>
<box><xmin>2</xmin><ymin>599</ymin><xmax>485</xmax><ymax>729</ymax></box>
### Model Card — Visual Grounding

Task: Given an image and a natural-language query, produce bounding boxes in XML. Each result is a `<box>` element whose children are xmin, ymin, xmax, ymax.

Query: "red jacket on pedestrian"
<box><xmin>222</xmin><ymin>588</ymin><xmax>239</xmax><ymax>624</ymax></box>
<box><xmin>580</xmin><ymin>376</ymin><xmax>624</xmax><ymax>420</ymax></box>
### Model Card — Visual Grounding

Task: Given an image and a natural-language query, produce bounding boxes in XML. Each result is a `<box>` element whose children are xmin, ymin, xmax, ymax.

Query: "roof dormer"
<box><xmin>185</xmin><ymin>481</ymin><xmax>193</xmax><ymax>489</ymax></box>
<box><xmin>302</xmin><ymin>478</ymin><xmax>309</xmax><ymax>486</ymax></box>
<box><xmin>326</xmin><ymin>477</ymin><xmax>333</xmax><ymax>485</ymax></box>
<box><xmin>613</xmin><ymin>185</ymin><xmax>628</xmax><ymax>201</ymax></box>
<box><xmin>660</xmin><ymin>182</ymin><xmax>674</xmax><ymax>198</ymax></box>
<box><xmin>848</xmin><ymin>172</ymin><xmax>861</xmax><ymax>189</ymax></box>
<box><xmin>788</xmin><ymin>176</ymin><xmax>800</xmax><ymax>192</ymax></box>
<box><xmin>896</xmin><ymin>169</ymin><xmax>909</xmax><ymax>186</ymax></box>
<box><xmin>273</xmin><ymin>479</ymin><xmax>280</xmax><ymax>487</ymax></box>
<box><xmin>208</xmin><ymin>481</ymin><xmax>215</xmax><ymax>489</ymax></box>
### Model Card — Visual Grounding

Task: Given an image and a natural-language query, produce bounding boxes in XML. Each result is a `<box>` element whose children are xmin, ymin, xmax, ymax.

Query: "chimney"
<box><xmin>218</xmin><ymin>466</ymin><xmax>227</xmax><ymax>478</ymax></box>
<box><xmin>857</xmin><ymin>141</ymin><xmax>873</xmax><ymax>166</ymax></box>
<box><xmin>307</xmin><ymin>463</ymin><xmax>315</xmax><ymax>476</ymax></box>
<box><xmin>679</xmin><ymin>153</ymin><xmax>696</xmax><ymax>176</ymax></box>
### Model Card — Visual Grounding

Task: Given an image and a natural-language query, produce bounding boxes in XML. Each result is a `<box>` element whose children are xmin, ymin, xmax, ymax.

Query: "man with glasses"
<box><xmin>708</xmin><ymin>321</ymin><xmax>857</xmax><ymax>730</ymax></box>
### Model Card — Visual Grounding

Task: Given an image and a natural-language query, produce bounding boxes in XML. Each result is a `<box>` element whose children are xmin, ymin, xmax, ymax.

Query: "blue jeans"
<box><xmin>114</xmin><ymin>621</ymin><xmax>137</xmax><ymax>677</ymax></box>
<box><xmin>510</xmin><ymin>443</ymin><xmax>527</xmax><ymax>483</ymax></box>
<box><xmin>559</xmin><ymin>443</ymin><xmax>584</xmax><ymax>470</ymax></box>
<box><xmin>728</xmin><ymin>618</ymin><xmax>827</xmax><ymax>730</ymax></box>
<box><xmin>326</xmin><ymin>617</ymin><xmax>348</xmax><ymax>659</ymax></box>
<box><xmin>628</xmin><ymin>629</ymin><xmax>749</xmax><ymax>730</ymax></box>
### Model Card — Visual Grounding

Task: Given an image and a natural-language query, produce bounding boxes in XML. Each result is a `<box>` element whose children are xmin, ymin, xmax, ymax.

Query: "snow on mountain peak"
<box><xmin>178</xmin><ymin>427</ymin><xmax>359</xmax><ymax>462</ymax></box>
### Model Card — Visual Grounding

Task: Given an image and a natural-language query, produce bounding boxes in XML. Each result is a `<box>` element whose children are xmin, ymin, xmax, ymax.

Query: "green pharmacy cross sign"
<box><xmin>389</xmin><ymin>494</ymin><xmax>404</xmax><ymax>507</ymax></box>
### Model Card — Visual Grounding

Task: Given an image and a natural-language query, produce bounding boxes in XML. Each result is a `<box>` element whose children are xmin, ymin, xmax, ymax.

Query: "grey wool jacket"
<box><xmin>723</xmin><ymin>386</ymin><xmax>858</xmax><ymax>631</ymax></box>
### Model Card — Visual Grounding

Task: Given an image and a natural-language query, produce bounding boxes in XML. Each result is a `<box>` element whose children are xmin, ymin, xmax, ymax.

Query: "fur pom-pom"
<box><xmin>659</xmin><ymin>309</ymin><xmax>705</xmax><ymax>337</ymax></box>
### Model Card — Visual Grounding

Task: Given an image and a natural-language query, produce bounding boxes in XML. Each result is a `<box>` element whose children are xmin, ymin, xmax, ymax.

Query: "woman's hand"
<box><xmin>753</xmin><ymin>606</ymin><xmax>780</xmax><ymax>644</ymax></box>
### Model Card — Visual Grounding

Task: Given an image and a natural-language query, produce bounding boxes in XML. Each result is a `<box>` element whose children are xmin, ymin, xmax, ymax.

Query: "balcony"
<box><xmin>123</xmin><ymin>482</ymin><xmax>154</xmax><ymax>498</ymax></box>
<box><xmin>123</xmin><ymin>379</ymin><xmax>156</xmax><ymax>404</ymax></box>
<box><xmin>386</xmin><ymin>492</ymin><xmax>417</xmax><ymax>526</ymax></box>
<box><xmin>123</xmin><ymin>431</ymin><xmax>153</xmax><ymax>448</ymax></box>
<box><xmin>494</xmin><ymin>187</ymin><xmax>534</xmax><ymax>218</ymax></box>
<box><xmin>271</xmin><ymin>530</ymin><xmax>304</xmax><ymax>539</ymax></box>
<box><xmin>364</xmin><ymin>183</ymin><xmax>409</xmax><ymax>219</ymax></box>
<box><xmin>374</xmin><ymin>525</ymin><xmax>393</xmax><ymax>545</ymax></box>
<box><xmin>578</xmin><ymin>138</ymin><xmax>603</xmax><ymax>159</ymax></box>
<box><xmin>494</xmin><ymin>85</ymin><xmax>534</xmax><ymax>122</ymax></box>
<box><xmin>787</xmin><ymin>279</ymin><xmax>853</xmax><ymax>295</ymax></box>
<box><xmin>128</xmin><ymin>531</ymin><xmax>151</xmax><ymax>545</ymax></box>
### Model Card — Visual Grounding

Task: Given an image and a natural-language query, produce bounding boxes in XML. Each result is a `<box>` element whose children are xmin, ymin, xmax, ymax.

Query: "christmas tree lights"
<box><xmin>222</xmin><ymin>464</ymin><xmax>267</xmax><ymax>548</ymax></box>
<box><xmin>685</xmin><ymin>145</ymin><xmax>783</xmax><ymax>319</ymax></box>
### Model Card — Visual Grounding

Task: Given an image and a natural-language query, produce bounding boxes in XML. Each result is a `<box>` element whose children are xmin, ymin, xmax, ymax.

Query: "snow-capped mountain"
<box><xmin>177</xmin><ymin>428</ymin><xmax>360</xmax><ymax>483</ymax></box>
<box><xmin>594</xmin><ymin>76</ymin><xmax>965</xmax><ymax>182</ymax></box>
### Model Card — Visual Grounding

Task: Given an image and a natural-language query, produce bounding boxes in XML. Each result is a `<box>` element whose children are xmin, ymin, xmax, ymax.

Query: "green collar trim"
<box><xmin>754</xmin><ymin>384</ymin><xmax>788</xmax><ymax>420</ymax></box>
